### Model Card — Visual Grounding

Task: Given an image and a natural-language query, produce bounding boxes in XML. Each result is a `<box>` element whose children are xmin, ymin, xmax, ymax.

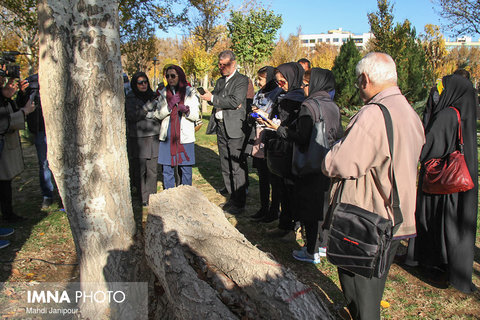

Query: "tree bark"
<box><xmin>145</xmin><ymin>186</ymin><xmax>334</xmax><ymax>320</ymax></box>
<box><xmin>38</xmin><ymin>0</ymin><xmax>144</xmax><ymax>318</ymax></box>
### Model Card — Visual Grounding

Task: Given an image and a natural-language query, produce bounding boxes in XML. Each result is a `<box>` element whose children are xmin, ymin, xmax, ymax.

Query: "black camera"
<box><xmin>0</xmin><ymin>51</ymin><xmax>22</xmax><ymax>79</ymax></box>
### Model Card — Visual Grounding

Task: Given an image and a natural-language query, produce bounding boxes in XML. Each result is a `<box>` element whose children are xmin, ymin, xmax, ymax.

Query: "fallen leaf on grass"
<box><xmin>11</xmin><ymin>269</ymin><xmax>20</xmax><ymax>275</ymax></box>
<box><xmin>380</xmin><ymin>300</ymin><xmax>390</xmax><ymax>308</ymax></box>
<box><xmin>26</xmin><ymin>273</ymin><xmax>35</xmax><ymax>278</ymax></box>
<box><xmin>39</xmin><ymin>232</ymin><xmax>45</xmax><ymax>236</ymax></box>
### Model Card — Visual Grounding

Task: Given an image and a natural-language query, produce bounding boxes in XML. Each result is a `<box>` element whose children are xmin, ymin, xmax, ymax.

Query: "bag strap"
<box><xmin>323</xmin><ymin>103</ymin><xmax>403</xmax><ymax>232</ymax></box>
<box><xmin>370</xmin><ymin>102</ymin><xmax>403</xmax><ymax>231</ymax></box>
<box><xmin>304</xmin><ymin>99</ymin><xmax>323</xmax><ymax>123</ymax></box>
<box><xmin>449</xmin><ymin>107</ymin><xmax>463</xmax><ymax>146</ymax></box>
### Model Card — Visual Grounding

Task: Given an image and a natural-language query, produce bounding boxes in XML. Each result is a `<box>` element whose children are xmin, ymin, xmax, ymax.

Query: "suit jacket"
<box><xmin>206</xmin><ymin>71</ymin><xmax>248</xmax><ymax>139</ymax></box>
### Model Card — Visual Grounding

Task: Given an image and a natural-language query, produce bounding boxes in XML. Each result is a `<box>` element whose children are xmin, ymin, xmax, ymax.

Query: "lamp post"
<box><xmin>152</xmin><ymin>56</ymin><xmax>158</xmax><ymax>89</ymax></box>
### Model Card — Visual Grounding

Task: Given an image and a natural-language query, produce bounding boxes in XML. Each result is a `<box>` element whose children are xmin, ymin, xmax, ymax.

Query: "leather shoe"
<box><xmin>250</xmin><ymin>209</ymin><xmax>266</xmax><ymax>220</ymax></box>
<box><xmin>224</xmin><ymin>205</ymin><xmax>244</xmax><ymax>215</ymax></box>
<box><xmin>260</xmin><ymin>215</ymin><xmax>278</xmax><ymax>223</ymax></box>
<box><xmin>4</xmin><ymin>214</ymin><xmax>25</xmax><ymax>223</ymax></box>
<box><xmin>216</xmin><ymin>187</ymin><xmax>229</xmax><ymax>196</ymax></box>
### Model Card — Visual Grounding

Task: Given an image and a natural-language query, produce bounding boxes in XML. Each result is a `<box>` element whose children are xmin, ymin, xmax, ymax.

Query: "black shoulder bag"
<box><xmin>291</xmin><ymin>99</ymin><xmax>329</xmax><ymax>177</ymax></box>
<box><xmin>324</xmin><ymin>103</ymin><xmax>403</xmax><ymax>279</ymax></box>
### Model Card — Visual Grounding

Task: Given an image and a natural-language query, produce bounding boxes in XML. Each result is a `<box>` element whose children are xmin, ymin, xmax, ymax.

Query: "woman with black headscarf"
<box><xmin>262</xmin><ymin>67</ymin><xmax>343</xmax><ymax>263</ymax></box>
<box><xmin>248</xmin><ymin>66</ymin><xmax>283</xmax><ymax>223</ymax></box>
<box><xmin>257</xmin><ymin>62</ymin><xmax>305</xmax><ymax>239</ymax></box>
<box><xmin>125</xmin><ymin>72</ymin><xmax>160</xmax><ymax>206</ymax></box>
<box><xmin>409</xmin><ymin>74</ymin><xmax>478</xmax><ymax>293</ymax></box>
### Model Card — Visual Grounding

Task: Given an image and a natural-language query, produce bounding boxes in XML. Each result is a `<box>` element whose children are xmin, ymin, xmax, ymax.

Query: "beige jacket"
<box><xmin>322</xmin><ymin>86</ymin><xmax>425</xmax><ymax>238</ymax></box>
<box><xmin>0</xmin><ymin>101</ymin><xmax>25</xmax><ymax>180</ymax></box>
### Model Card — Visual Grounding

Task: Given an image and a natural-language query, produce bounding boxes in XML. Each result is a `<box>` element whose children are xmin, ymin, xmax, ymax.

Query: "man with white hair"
<box><xmin>322</xmin><ymin>52</ymin><xmax>425</xmax><ymax>319</ymax></box>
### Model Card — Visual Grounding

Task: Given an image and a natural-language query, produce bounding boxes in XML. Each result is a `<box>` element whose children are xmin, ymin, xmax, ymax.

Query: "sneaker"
<box><xmin>299</xmin><ymin>246</ymin><xmax>327</xmax><ymax>257</ymax></box>
<box><xmin>41</xmin><ymin>197</ymin><xmax>53</xmax><ymax>209</ymax></box>
<box><xmin>318</xmin><ymin>247</ymin><xmax>327</xmax><ymax>257</ymax></box>
<box><xmin>0</xmin><ymin>239</ymin><xmax>10</xmax><ymax>249</ymax></box>
<box><xmin>292</xmin><ymin>249</ymin><xmax>320</xmax><ymax>264</ymax></box>
<box><xmin>0</xmin><ymin>228</ymin><xmax>14</xmax><ymax>237</ymax></box>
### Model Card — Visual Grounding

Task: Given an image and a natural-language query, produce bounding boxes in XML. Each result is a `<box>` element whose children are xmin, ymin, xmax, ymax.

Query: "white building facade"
<box><xmin>299</xmin><ymin>28</ymin><xmax>374</xmax><ymax>50</ymax></box>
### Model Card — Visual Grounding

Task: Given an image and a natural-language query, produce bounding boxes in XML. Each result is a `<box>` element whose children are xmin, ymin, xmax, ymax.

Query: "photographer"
<box><xmin>17</xmin><ymin>74</ymin><xmax>55</xmax><ymax>208</ymax></box>
<box><xmin>0</xmin><ymin>67</ymin><xmax>36</xmax><ymax>222</ymax></box>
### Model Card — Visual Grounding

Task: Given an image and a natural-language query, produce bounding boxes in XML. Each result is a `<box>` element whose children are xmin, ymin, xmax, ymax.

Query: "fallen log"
<box><xmin>145</xmin><ymin>185</ymin><xmax>334</xmax><ymax>320</ymax></box>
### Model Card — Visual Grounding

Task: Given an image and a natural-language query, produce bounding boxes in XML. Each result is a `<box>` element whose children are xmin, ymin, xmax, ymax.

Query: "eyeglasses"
<box><xmin>276</xmin><ymin>79</ymin><xmax>286</xmax><ymax>87</ymax></box>
<box><xmin>218</xmin><ymin>61</ymin><xmax>232</xmax><ymax>69</ymax></box>
<box><xmin>354</xmin><ymin>74</ymin><xmax>362</xmax><ymax>89</ymax></box>
<box><xmin>165</xmin><ymin>74</ymin><xmax>176</xmax><ymax>79</ymax></box>
<box><xmin>137</xmin><ymin>80</ymin><xmax>148</xmax><ymax>85</ymax></box>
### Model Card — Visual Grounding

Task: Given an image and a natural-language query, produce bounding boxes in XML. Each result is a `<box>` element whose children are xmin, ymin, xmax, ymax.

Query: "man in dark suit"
<box><xmin>201</xmin><ymin>50</ymin><xmax>249</xmax><ymax>215</ymax></box>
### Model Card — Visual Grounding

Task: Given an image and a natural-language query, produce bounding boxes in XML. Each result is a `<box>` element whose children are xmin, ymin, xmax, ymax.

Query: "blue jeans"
<box><xmin>163</xmin><ymin>165</ymin><xmax>192</xmax><ymax>189</ymax></box>
<box><xmin>34</xmin><ymin>132</ymin><xmax>54</xmax><ymax>198</ymax></box>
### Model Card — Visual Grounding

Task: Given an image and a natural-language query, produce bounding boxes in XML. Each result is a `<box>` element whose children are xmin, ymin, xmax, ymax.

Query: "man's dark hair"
<box><xmin>297</xmin><ymin>58</ymin><xmax>311</xmax><ymax>69</ymax></box>
<box><xmin>453</xmin><ymin>68</ymin><xmax>470</xmax><ymax>80</ymax></box>
<box><xmin>219</xmin><ymin>50</ymin><xmax>236</xmax><ymax>61</ymax></box>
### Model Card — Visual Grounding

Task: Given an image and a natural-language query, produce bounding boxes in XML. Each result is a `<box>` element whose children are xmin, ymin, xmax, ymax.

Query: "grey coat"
<box><xmin>0</xmin><ymin>99</ymin><xmax>25</xmax><ymax>180</ymax></box>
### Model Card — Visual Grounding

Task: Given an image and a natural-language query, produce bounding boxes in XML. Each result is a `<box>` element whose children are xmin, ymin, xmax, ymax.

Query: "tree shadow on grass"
<box><xmin>0</xmin><ymin>143</ymin><xmax>53</xmax><ymax>283</ymax></box>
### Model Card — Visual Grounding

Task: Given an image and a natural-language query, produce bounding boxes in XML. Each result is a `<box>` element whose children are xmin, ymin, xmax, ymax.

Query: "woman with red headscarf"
<box><xmin>154</xmin><ymin>65</ymin><xmax>200</xmax><ymax>189</ymax></box>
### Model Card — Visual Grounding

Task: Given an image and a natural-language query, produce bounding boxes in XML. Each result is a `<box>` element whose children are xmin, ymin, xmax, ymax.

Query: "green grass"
<box><xmin>2</xmin><ymin>105</ymin><xmax>480</xmax><ymax>319</ymax></box>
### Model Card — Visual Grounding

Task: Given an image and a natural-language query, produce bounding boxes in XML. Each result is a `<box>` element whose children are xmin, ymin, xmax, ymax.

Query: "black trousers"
<box><xmin>254</xmin><ymin>157</ymin><xmax>280</xmax><ymax>213</ymax></box>
<box><xmin>216</xmin><ymin>121</ymin><xmax>246</xmax><ymax>207</ymax></box>
<box><xmin>338</xmin><ymin>239</ymin><xmax>401</xmax><ymax>320</ymax></box>
<box><xmin>133</xmin><ymin>157</ymin><xmax>158</xmax><ymax>203</ymax></box>
<box><xmin>278</xmin><ymin>179</ymin><xmax>295</xmax><ymax>230</ymax></box>
<box><xmin>0</xmin><ymin>179</ymin><xmax>13</xmax><ymax>218</ymax></box>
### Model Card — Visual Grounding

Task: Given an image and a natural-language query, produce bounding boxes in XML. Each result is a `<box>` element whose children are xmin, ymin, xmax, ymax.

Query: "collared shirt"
<box><xmin>214</xmin><ymin>70</ymin><xmax>237</xmax><ymax>120</ymax></box>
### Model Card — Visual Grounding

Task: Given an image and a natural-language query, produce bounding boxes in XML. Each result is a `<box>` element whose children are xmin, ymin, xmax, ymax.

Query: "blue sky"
<box><xmin>157</xmin><ymin>0</ymin><xmax>475</xmax><ymax>41</ymax></box>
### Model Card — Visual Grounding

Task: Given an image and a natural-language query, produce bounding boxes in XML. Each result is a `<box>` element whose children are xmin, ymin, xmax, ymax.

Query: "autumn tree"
<box><xmin>332</xmin><ymin>38</ymin><xmax>362</xmax><ymax>109</ymax></box>
<box><xmin>441</xmin><ymin>46</ymin><xmax>480</xmax><ymax>84</ymax></box>
<box><xmin>268</xmin><ymin>33</ymin><xmax>307</xmax><ymax>67</ymax></box>
<box><xmin>421</xmin><ymin>24</ymin><xmax>448</xmax><ymax>82</ymax></box>
<box><xmin>38</xmin><ymin>0</ymin><xmax>146</xmax><ymax>317</ymax></box>
<box><xmin>434</xmin><ymin>0</ymin><xmax>480</xmax><ymax>35</ymax></box>
<box><xmin>182</xmin><ymin>38</ymin><xmax>216</xmax><ymax>85</ymax></box>
<box><xmin>368</xmin><ymin>0</ymin><xmax>429</xmax><ymax>102</ymax></box>
<box><xmin>0</xmin><ymin>0</ymin><xmax>39</xmax><ymax>73</ymax></box>
<box><xmin>310</xmin><ymin>43</ymin><xmax>338</xmax><ymax>70</ymax></box>
<box><xmin>188</xmin><ymin>0</ymin><xmax>229</xmax><ymax>53</ymax></box>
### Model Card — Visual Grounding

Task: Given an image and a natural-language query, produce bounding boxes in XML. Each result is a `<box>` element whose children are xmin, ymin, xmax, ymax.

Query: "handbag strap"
<box><xmin>370</xmin><ymin>103</ymin><xmax>403</xmax><ymax>231</ymax></box>
<box><xmin>449</xmin><ymin>107</ymin><xmax>463</xmax><ymax>146</ymax></box>
<box><xmin>323</xmin><ymin>103</ymin><xmax>403</xmax><ymax>232</ymax></box>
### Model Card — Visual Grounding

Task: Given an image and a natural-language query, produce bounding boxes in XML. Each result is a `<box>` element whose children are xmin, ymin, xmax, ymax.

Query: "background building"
<box><xmin>299</xmin><ymin>28</ymin><xmax>374</xmax><ymax>50</ymax></box>
<box><xmin>445</xmin><ymin>36</ymin><xmax>480</xmax><ymax>50</ymax></box>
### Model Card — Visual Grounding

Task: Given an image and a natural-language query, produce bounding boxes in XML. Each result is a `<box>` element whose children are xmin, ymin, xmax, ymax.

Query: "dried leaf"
<box><xmin>380</xmin><ymin>300</ymin><xmax>390</xmax><ymax>308</ymax></box>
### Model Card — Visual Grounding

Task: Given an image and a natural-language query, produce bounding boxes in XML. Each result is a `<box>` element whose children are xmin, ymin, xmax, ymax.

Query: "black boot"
<box><xmin>260</xmin><ymin>208</ymin><xmax>279</xmax><ymax>223</ymax></box>
<box><xmin>250</xmin><ymin>208</ymin><xmax>267</xmax><ymax>220</ymax></box>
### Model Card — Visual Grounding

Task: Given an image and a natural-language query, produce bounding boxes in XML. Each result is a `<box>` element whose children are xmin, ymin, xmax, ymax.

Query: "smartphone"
<box><xmin>197</xmin><ymin>87</ymin><xmax>206</xmax><ymax>95</ymax></box>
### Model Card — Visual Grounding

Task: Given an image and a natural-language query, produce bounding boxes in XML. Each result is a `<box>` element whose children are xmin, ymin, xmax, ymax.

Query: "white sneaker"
<box><xmin>318</xmin><ymin>247</ymin><xmax>327</xmax><ymax>257</ymax></box>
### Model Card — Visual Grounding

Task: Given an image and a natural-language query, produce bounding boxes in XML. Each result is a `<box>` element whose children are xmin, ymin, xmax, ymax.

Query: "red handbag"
<box><xmin>422</xmin><ymin>107</ymin><xmax>474</xmax><ymax>194</ymax></box>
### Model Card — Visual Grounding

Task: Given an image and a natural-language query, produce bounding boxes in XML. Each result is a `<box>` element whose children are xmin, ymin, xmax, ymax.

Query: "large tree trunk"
<box><xmin>38</xmin><ymin>1</ymin><xmax>144</xmax><ymax>318</ymax></box>
<box><xmin>145</xmin><ymin>186</ymin><xmax>334</xmax><ymax>320</ymax></box>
